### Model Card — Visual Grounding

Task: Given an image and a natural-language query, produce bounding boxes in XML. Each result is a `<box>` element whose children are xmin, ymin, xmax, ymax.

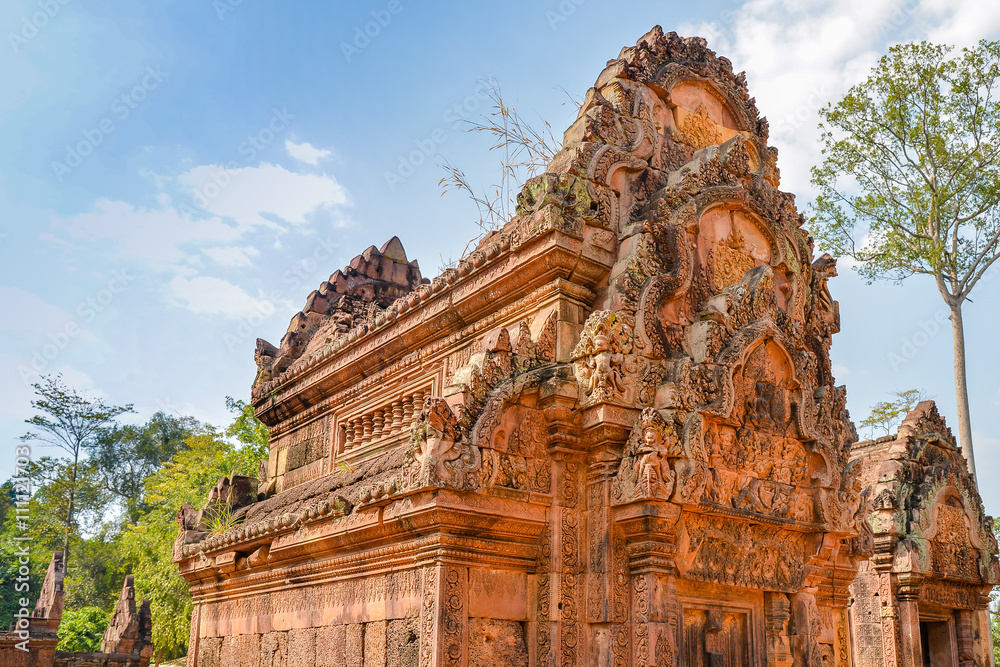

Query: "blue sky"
<box><xmin>3</xmin><ymin>0</ymin><xmax>1000</xmax><ymax>510</ymax></box>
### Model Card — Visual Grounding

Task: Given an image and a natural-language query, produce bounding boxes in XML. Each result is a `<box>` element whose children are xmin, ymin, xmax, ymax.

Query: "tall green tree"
<box><xmin>810</xmin><ymin>40</ymin><xmax>1000</xmax><ymax>480</ymax></box>
<box><xmin>119</xmin><ymin>401</ymin><xmax>268</xmax><ymax>661</ymax></box>
<box><xmin>90</xmin><ymin>413</ymin><xmax>198</xmax><ymax>524</ymax></box>
<box><xmin>20</xmin><ymin>375</ymin><xmax>133</xmax><ymax>568</ymax></box>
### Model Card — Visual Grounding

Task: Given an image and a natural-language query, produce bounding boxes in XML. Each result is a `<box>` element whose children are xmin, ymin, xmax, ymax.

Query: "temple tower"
<box><xmin>175</xmin><ymin>28</ymin><xmax>875</xmax><ymax>666</ymax></box>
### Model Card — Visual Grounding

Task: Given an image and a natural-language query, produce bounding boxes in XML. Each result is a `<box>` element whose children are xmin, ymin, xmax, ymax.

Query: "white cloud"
<box><xmin>177</xmin><ymin>162</ymin><xmax>348</xmax><ymax>228</ymax></box>
<box><xmin>201</xmin><ymin>245</ymin><xmax>259</xmax><ymax>267</ymax></box>
<box><xmin>285</xmin><ymin>139</ymin><xmax>333</xmax><ymax>165</ymax></box>
<box><xmin>47</xmin><ymin>158</ymin><xmax>350</xmax><ymax>318</ymax></box>
<box><xmin>166</xmin><ymin>275</ymin><xmax>286</xmax><ymax>318</ymax></box>
<box><xmin>51</xmin><ymin>199</ymin><xmax>242</xmax><ymax>268</ymax></box>
<box><xmin>922</xmin><ymin>0</ymin><xmax>1000</xmax><ymax>46</ymax></box>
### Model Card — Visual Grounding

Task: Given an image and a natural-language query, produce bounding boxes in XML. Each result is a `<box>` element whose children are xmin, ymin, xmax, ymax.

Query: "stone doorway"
<box><xmin>919</xmin><ymin>615</ymin><xmax>957</xmax><ymax>667</ymax></box>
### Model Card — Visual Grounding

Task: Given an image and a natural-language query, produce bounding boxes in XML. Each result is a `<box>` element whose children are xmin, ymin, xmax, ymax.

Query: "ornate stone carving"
<box><xmin>404</xmin><ymin>398</ymin><xmax>480</xmax><ymax>491</ymax></box>
<box><xmin>572</xmin><ymin>311</ymin><xmax>637</xmax><ymax>405</ymax></box>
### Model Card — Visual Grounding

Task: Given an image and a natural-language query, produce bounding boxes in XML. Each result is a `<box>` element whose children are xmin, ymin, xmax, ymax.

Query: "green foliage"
<box><xmin>225</xmin><ymin>396</ymin><xmax>269</xmax><ymax>458</ymax></box>
<box><xmin>0</xmin><ymin>480</ymin><xmax>13</xmax><ymax>527</ymax></box>
<box><xmin>11</xmin><ymin>379</ymin><xmax>269</xmax><ymax>660</ymax></box>
<box><xmin>119</xmin><ymin>421</ymin><xmax>265</xmax><ymax>660</ymax></box>
<box><xmin>202</xmin><ymin>502</ymin><xmax>243</xmax><ymax>536</ymax></box>
<box><xmin>22</xmin><ymin>375</ymin><xmax>134</xmax><ymax>459</ymax></box>
<box><xmin>0</xmin><ymin>506</ymin><xmax>46</xmax><ymax>630</ymax></box>
<box><xmin>56</xmin><ymin>606</ymin><xmax>110</xmax><ymax>652</ymax></box>
<box><xmin>90</xmin><ymin>413</ymin><xmax>197</xmax><ymax>524</ymax></box>
<box><xmin>810</xmin><ymin>40</ymin><xmax>1000</xmax><ymax>292</ymax></box>
<box><xmin>859</xmin><ymin>389</ymin><xmax>930</xmax><ymax>439</ymax></box>
<box><xmin>21</xmin><ymin>374</ymin><xmax>134</xmax><ymax>570</ymax></box>
<box><xmin>63</xmin><ymin>533</ymin><xmax>124</xmax><ymax>612</ymax></box>
<box><xmin>26</xmin><ymin>457</ymin><xmax>110</xmax><ymax>540</ymax></box>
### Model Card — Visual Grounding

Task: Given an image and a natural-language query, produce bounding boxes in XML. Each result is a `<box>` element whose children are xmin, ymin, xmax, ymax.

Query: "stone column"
<box><xmin>896</xmin><ymin>580</ymin><xmax>923</xmax><ymax>667</ymax></box>
<box><xmin>187</xmin><ymin>603</ymin><xmax>201</xmax><ymax>667</ymax></box>
<box><xmin>390</xmin><ymin>400</ymin><xmax>404</xmax><ymax>434</ymax></box>
<box><xmin>353</xmin><ymin>419</ymin><xmax>364</xmax><ymax>450</ymax></box>
<box><xmin>538</xmin><ymin>379</ymin><xmax>584</xmax><ymax>667</ymax></box>
<box><xmin>614</xmin><ymin>501</ymin><xmax>680</xmax><ymax>667</ymax></box>
<box><xmin>764</xmin><ymin>592</ymin><xmax>793</xmax><ymax>667</ymax></box>
<box><xmin>877</xmin><ymin>571</ymin><xmax>902</xmax><ymax>667</ymax></box>
<box><xmin>553</xmin><ymin>457</ymin><xmax>584</xmax><ymax>667</ymax></box>
<box><xmin>419</xmin><ymin>564</ymin><xmax>469</xmax><ymax>667</ymax></box>
<box><xmin>362</xmin><ymin>414</ymin><xmax>373</xmax><ymax>445</ymax></box>
<box><xmin>403</xmin><ymin>395</ymin><xmax>415</xmax><ymax>428</ymax></box>
<box><xmin>955</xmin><ymin>609</ymin><xmax>974</xmax><ymax>667</ymax></box>
<box><xmin>584</xmin><ymin>444</ymin><xmax>622</xmax><ymax>667</ymax></box>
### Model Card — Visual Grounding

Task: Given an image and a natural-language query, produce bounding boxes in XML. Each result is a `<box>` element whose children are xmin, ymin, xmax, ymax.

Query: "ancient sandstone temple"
<box><xmin>849</xmin><ymin>403</ymin><xmax>998</xmax><ymax>667</ymax></box>
<box><xmin>175</xmin><ymin>28</ymin><xmax>876</xmax><ymax>666</ymax></box>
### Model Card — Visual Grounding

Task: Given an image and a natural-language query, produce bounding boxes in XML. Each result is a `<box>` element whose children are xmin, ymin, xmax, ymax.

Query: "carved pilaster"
<box><xmin>615</xmin><ymin>501</ymin><xmax>680</xmax><ymax>667</ymax></box>
<box><xmin>895</xmin><ymin>577</ymin><xmax>922</xmax><ymax>667</ymax></box>
<box><xmin>537</xmin><ymin>520</ymin><xmax>555</xmax><ymax>667</ymax></box>
<box><xmin>955</xmin><ymin>609</ymin><xmax>974</xmax><ymax>667</ymax></box>
<box><xmin>832</xmin><ymin>606</ymin><xmax>851</xmax><ymax>667</ymax></box>
<box><xmin>630</xmin><ymin>572</ymin><xmax>674</xmax><ymax>666</ymax></box>
<box><xmin>586</xmin><ymin>463</ymin><xmax>614</xmax><ymax>625</ymax></box>
<box><xmin>556</xmin><ymin>459</ymin><xmax>583</xmax><ymax>667</ymax></box>
<box><xmin>418</xmin><ymin>564</ymin><xmax>469</xmax><ymax>667</ymax></box>
<box><xmin>441</xmin><ymin>565</ymin><xmax>467</xmax><ymax>667</ymax></box>
<box><xmin>187</xmin><ymin>603</ymin><xmax>201</xmax><ymax>667</ymax></box>
<box><xmin>611</xmin><ymin>525</ymin><xmax>630</xmax><ymax>667</ymax></box>
<box><xmin>764</xmin><ymin>592</ymin><xmax>793</xmax><ymax>667</ymax></box>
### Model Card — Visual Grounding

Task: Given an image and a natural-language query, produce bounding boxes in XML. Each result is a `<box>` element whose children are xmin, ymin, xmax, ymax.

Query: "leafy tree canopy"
<box><xmin>811</xmin><ymin>40</ymin><xmax>1000</xmax><ymax>292</ymax></box>
<box><xmin>56</xmin><ymin>606</ymin><xmax>110</xmax><ymax>653</ymax></box>
<box><xmin>859</xmin><ymin>389</ymin><xmax>930</xmax><ymax>439</ymax></box>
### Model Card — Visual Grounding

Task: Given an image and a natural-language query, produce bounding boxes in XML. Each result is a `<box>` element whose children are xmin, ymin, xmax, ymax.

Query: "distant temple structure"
<box><xmin>172</xmin><ymin>27</ymin><xmax>997</xmax><ymax>666</ymax></box>
<box><xmin>849</xmin><ymin>403</ymin><xmax>998</xmax><ymax>667</ymax></box>
<box><xmin>0</xmin><ymin>551</ymin><xmax>153</xmax><ymax>667</ymax></box>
